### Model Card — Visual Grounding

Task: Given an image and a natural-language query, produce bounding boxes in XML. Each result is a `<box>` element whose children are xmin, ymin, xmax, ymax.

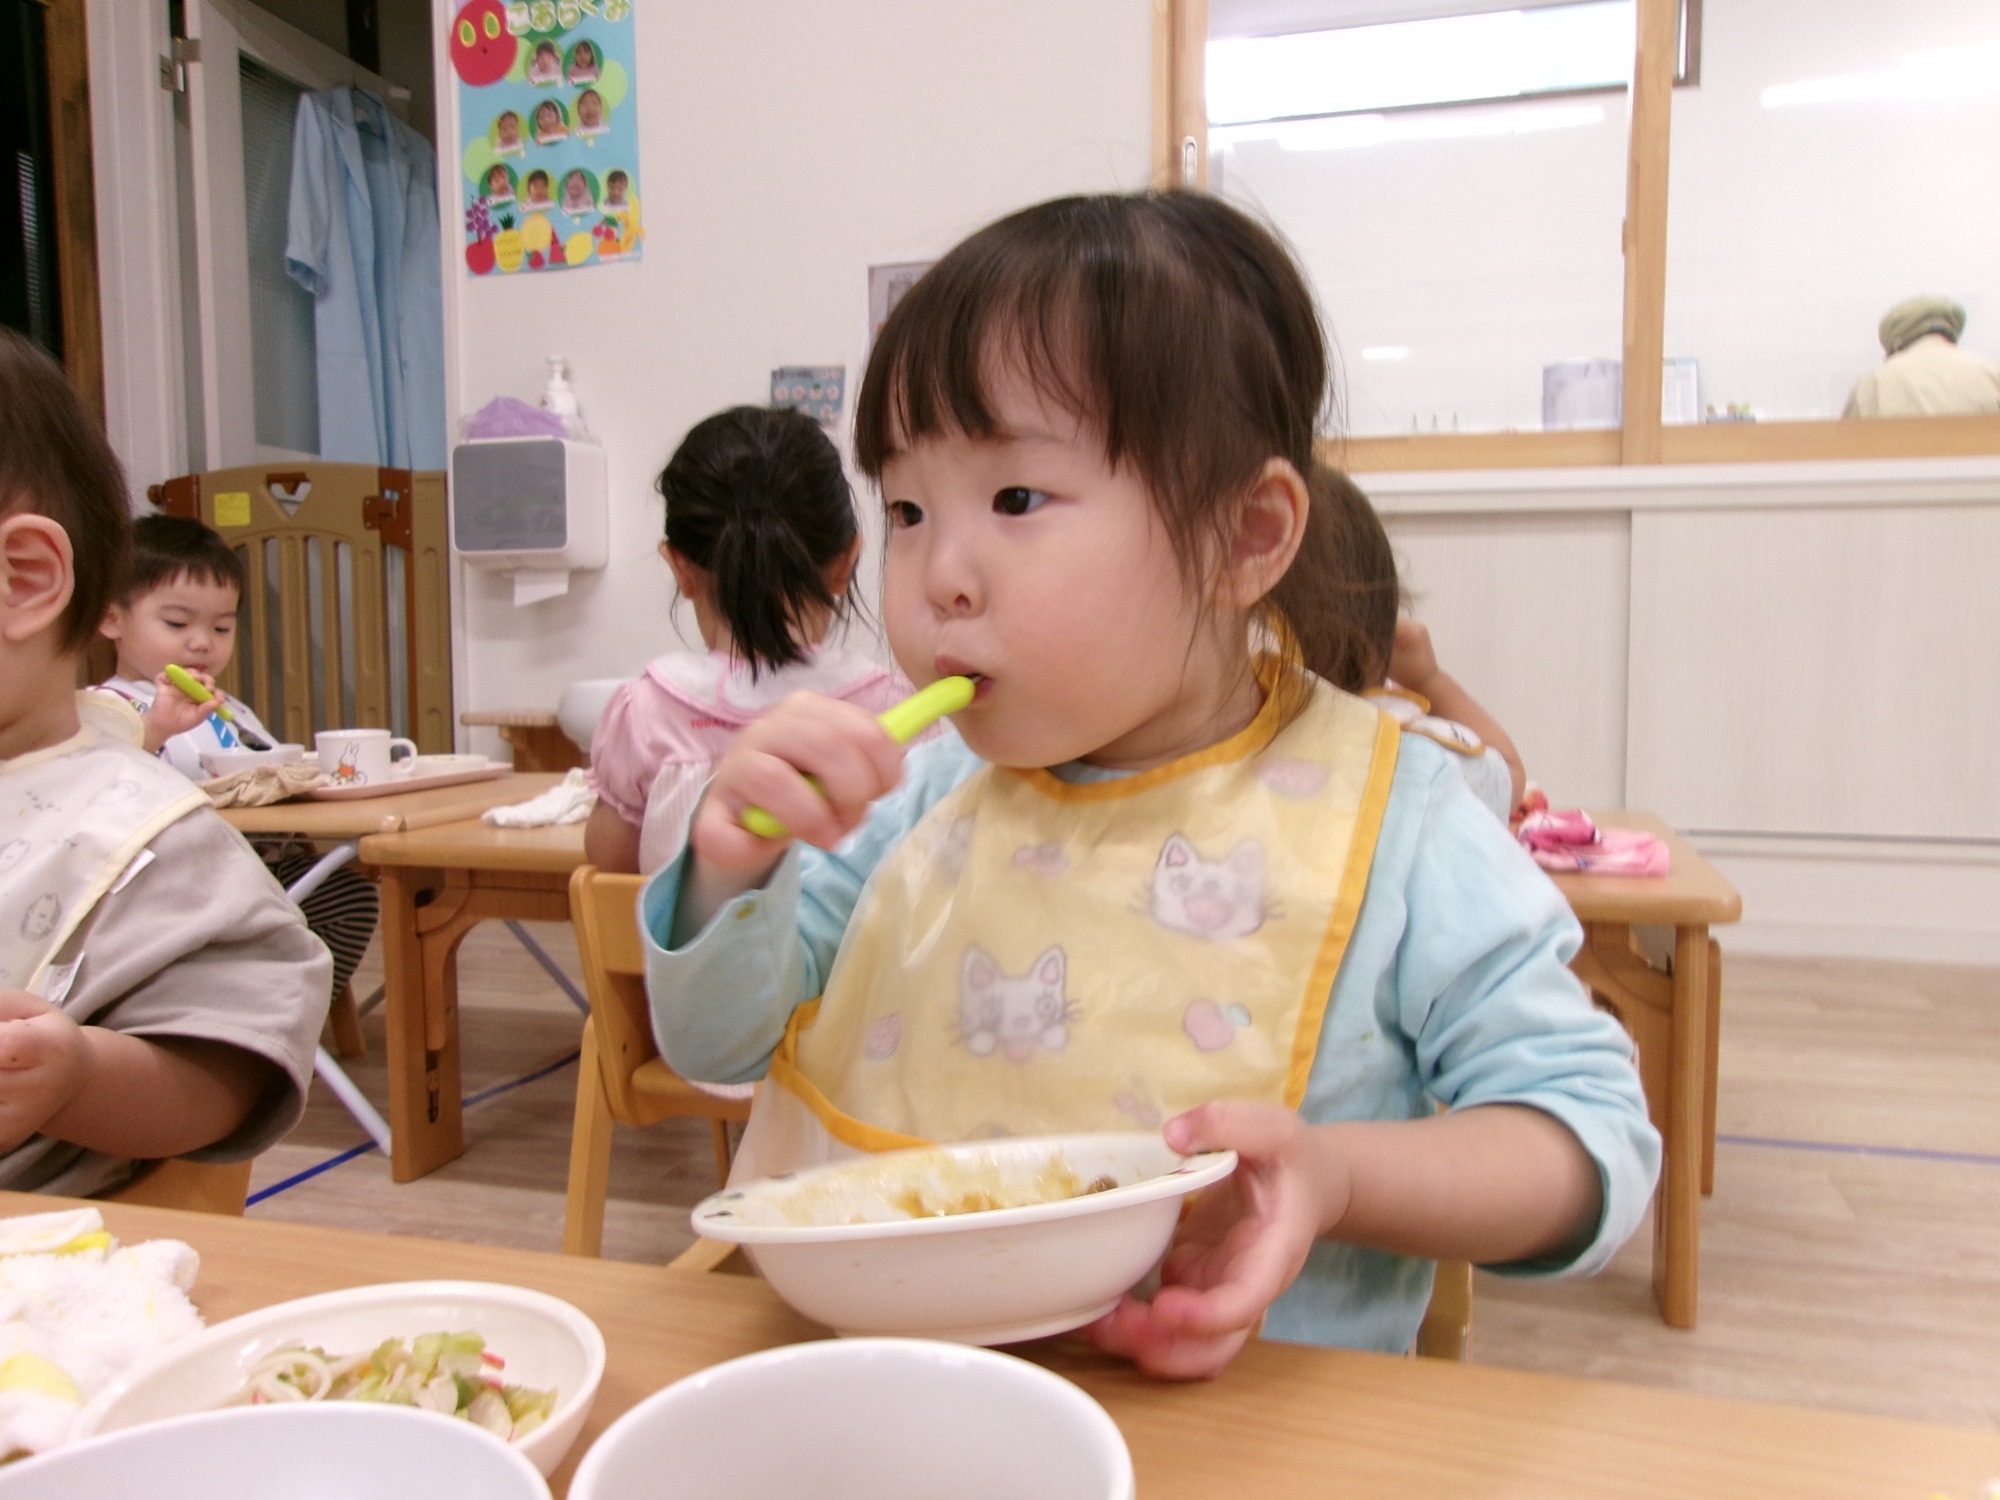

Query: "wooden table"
<box><xmin>1547</xmin><ymin>812</ymin><xmax>1743</xmax><ymax>1332</ymax></box>
<box><xmin>71</xmin><ymin>1199</ymin><xmax>2000</xmax><ymax>1499</ymax></box>
<box><xmin>218</xmin><ymin>772</ymin><xmax>565</xmax><ymax>839</ymax></box>
<box><xmin>357</xmin><ymin>816</ymin><xmax>590</xmax><ymax>1182</ymax></box>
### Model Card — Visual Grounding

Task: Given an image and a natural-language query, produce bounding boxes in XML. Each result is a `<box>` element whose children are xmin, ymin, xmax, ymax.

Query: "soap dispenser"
<box><xmin>539</xmin><ymin>355</ymin><xmax>588</xmax><ymax>438</ymax></box>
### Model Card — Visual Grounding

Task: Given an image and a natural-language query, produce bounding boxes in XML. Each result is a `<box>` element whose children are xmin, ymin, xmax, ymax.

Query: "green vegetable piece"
<box><xmin>410</xmin><ymin>1333</ymin><xmax>444</xmax><ymax>1384</ymax></box>
<box><xmin>466</xmin><ymin>1388</ymin><xmax>512</xmax><ymax>1437</ymax></box>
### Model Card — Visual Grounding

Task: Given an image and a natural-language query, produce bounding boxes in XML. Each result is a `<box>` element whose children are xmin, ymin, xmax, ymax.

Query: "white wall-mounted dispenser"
<box><xmin>450</xmin><ymin>437</ymin><xmax>608</xmax><ymax>605</ymax></box>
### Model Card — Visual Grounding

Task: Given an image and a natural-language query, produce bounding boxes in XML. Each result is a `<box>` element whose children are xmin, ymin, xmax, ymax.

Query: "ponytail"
<box><xmin>658</xmin><ymin>406</ymin><xmax>859</xmax><ymax>679</ymax></box>
<box><xmin>1266</xmin><ymin>464</ymin><xmax>1400</xmax><ymax>696</ymax></box>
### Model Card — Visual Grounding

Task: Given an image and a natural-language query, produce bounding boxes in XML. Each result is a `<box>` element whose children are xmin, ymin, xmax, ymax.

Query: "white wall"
<box><xmin>1215</xmin><ymin>0</ymin><xmax>2000</xmax><ymax>433</ymax></box>
<box><xmin>1368</xmin><ymin>458</ymin><xmax>2000</xmax><ymax>963</ymax></box>
<box><xmin>434</xmin><ymin>0</ymin><xmax>1155</xmax><ymax>745</ymax></box>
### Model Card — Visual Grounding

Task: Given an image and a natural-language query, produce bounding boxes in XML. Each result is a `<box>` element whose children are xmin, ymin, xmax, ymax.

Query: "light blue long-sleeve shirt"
<box><xmin>286</xmin><ymin>88</ymin><xmax>446</xmax><ymax>469</ymax></box>
<box><xmin>641</xmin><ymin>732</ymin><xmax>1660</xmax><ymax>1353</ymax></box>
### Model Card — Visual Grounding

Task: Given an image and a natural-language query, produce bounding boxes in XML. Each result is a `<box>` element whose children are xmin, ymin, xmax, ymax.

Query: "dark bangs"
<box><xmin>854</xmin><ymin>193</ymin><xmax>1334</xmax><ymax>589</ymax></box>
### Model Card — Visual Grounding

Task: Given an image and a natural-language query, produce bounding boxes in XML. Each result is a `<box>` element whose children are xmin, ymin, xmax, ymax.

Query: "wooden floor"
<box><xmin>248</xmin><ymin>929</ymin><xmax>2000</xmax><ymax>1432</ymax></box>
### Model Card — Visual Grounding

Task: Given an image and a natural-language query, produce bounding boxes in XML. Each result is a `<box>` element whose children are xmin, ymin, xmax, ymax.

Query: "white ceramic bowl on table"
<box><xmin>689</xmin><ymin>1131</ymin><xmax>1236</xmax><ymax>1345</ymax></box>
<box><xmin>199</xmin><ymin>743</ymin><xmax>304</xmax><ymax>778</ymax></box>
<box><xmin>71</xmin><ymin>1280</ymin><xmax>604</xmax><ymax>1478</ymax></box>
<box><xmin>0</xmin><ymin>1403</ymin><xmax>550</xmax><ymax>1500</ymax></box>
<box><xmin>570</xmin><ymin>1338</ymin><xmax>1133</xmax><ymax>1500</ymax></box>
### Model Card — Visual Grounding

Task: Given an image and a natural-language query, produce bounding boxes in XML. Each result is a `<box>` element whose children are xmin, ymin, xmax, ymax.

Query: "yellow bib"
<box><xmin>757</xmin><ymin>672</ymin><xmax>1399</xmax><ymax>1165</ymax></box>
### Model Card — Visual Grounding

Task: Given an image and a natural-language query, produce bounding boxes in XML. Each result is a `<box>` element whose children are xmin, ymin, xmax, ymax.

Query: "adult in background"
<box><xmin>1844</xmin><ymin>295</ymin><xmax>2000</xmax><ymax>418</ymax></box>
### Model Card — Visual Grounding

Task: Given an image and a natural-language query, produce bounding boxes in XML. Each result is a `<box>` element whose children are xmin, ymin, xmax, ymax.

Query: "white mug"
<box><xmin>316</xmin><ymin>728</ymin><xmax>418</xmax><ymax>788</ymax></box>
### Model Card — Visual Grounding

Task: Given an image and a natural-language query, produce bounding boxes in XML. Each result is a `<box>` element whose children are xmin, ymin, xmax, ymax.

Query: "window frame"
<box><xmin>1206</xmin><ymin>0</ymin><xmax>1696</xmax><ymax>130</ymax></box>
<box><xmin>1153</xmin><ymin>0</ymin><xmax>2000</xmax><ymax>471</ymax></box>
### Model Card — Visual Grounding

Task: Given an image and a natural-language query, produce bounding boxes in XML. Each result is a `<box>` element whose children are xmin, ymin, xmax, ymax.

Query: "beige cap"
<box><xmin>1879</xmin><ymin>295</ymin><xmax>1966</xmax><ymax>354</ymax></box>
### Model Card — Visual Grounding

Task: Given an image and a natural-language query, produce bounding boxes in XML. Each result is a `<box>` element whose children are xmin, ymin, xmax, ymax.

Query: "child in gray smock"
<box><xmin>0</xmin><ymin>330</ymin><xmax>328</xmax><ymax>1198</ymax></box>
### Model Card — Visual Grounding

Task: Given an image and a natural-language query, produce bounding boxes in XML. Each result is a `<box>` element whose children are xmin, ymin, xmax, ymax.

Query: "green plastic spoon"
<box><xmin>740</xmin><ymin>675</ymin><xmax>975</xmax><ymax>840</ymax></box>
<box><xmin>162</xmin><ymin>663</ymin><xmax>274</xmax><ymax>750</ymax></box>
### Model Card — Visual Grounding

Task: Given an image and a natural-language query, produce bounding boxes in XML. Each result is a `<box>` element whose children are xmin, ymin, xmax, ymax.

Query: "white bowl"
<box><xmin>569</xmin><ymin>1338</ymin><xmax>1132</xmax><ymax>1500</ymax></box>
<box><xmin>72</xmin><ymin>1280</ymin><xmax>604</xmax><ymax>1477</ymax></box>
<box><xmin>0</xmin><ymin>1402</ymin><xmax>550</xmax><ymax>1499</ymax></box>
<box><xmin>557</xmin><ymin>677</ymin><xmax>628</xmax><ymax>753</ymax></box>
<box><xmin>199</xmin><ymin>742</ymin><xmax>304</xmax><ymax>777</ymax></box>
<box><xmin>690</xmin><ymin>1132</ymin><xmax>1235</xmax><ymax>1345</ymax></box>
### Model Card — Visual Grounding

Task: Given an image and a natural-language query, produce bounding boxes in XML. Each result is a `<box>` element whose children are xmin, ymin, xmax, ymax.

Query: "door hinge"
<box><xmin>158</xmin><ymin>37</ymin><xmax>201</xmax><ymax>94</ymax></box>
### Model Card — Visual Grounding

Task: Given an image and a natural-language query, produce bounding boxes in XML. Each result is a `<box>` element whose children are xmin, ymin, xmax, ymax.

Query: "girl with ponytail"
<box><xmin>584</xmin><ymin>406</ymin><xmax>918</xmax><ymax>874</ymax></box>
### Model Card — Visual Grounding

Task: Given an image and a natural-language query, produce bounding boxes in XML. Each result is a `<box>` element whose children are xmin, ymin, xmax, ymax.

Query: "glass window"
<box><xmin>1210</xmin><ymin>2</ymin><xmax>1639</xmax><ymax>123</ymax></box>
<box><xmin>1211</xmin><ymin>7</ymin><xmax>1633</xmax><ymax>436</ymax></box>
<box><xmin>1663</xmin><ymin>0</ymin><xmax>2000</xmax><ymax>424</ymax></box>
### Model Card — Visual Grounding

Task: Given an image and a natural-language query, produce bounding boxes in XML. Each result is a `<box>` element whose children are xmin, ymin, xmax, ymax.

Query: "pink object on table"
<box><xmin>1518</xmin><ymin>809</ymin><xmax>1671</xmax><ymax>877</ymax></box>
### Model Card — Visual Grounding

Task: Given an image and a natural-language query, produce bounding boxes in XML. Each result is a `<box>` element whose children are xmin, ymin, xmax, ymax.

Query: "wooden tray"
<box><xmin>306</xmin><ymin>761</ymin><xmax>511</xmax><ymax>800</ymax></box>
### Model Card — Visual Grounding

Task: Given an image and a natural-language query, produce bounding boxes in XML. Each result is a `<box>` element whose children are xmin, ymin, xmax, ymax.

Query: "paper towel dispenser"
<box><xmin>451</xmin><ymin>437</ymin><xmax>607</xmax><ymax>602</ymax></box>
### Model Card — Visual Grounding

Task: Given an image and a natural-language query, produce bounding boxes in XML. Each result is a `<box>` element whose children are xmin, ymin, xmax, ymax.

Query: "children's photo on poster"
<box><xmin>450</xmin><ymin>0</ymin><xmax>644</xmax><ymax>276</ymax></box>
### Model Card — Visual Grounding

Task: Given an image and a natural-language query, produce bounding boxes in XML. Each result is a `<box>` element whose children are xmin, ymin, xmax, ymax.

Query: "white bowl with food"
<box><xmin>569</xmin><ymin>1338</ymin><xmax>1132</xmax><ymax>1500</ymax></box>
<box><xmin>71</xmin><ymin>1281</ymin><xmax>603</xmax><ymax>1477</ymax></box>
<box><xmin>0</xmin><ymin>1402</ymin><xmax>550</xmax><ymax>1499</ymax></box>
<box><xmin>199</xmin><ymin>743</ymin><xmax>305</xmax><ymax>778</ymax></box>
<box><xmin>689</xmin><ymin>1131</ymin><xmax>1235</xmax><ymax>1345</ymax></box>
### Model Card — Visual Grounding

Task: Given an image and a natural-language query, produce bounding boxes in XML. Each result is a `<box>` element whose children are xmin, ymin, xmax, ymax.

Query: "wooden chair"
<box><xmin>150</xmin><ymin>463</ymin><xmax>453</xmax><ymax>1058</ymax></box>
<box><xmin>1416</xmin><ymin>1260</ymin><xmax>1472</xmax><ymax>1360</ymax></box>
<box><xmin>103</xmin><ymin>1159</ymin><xmax>254</xmax><ymax>1216</ymax></box>
<box><xmin>563</xmin><ymin>868</ymin><xmax>753</xmax><ymax>1256</ymax></box>
<box><xmin>149</xmin><ymin>463</ymin><xmax>452</xmax><ymax>754</ymax></box>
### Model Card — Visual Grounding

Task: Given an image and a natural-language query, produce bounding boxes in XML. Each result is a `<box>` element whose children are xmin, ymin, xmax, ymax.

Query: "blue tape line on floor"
<box><xmin>251</xmin><ymin>1050</ymin><xmax>583</xmax><ymax>1205</ymax></box>
<box><xmin>245</xmin><ymin>1140</ymin><xmax>376</xmax><ymax>1206</ymax></box>
<box><xmin>1718</xmin><ymin>1133</ymin><xmax>2000</xmax><ymax>1169</ymax></box>
<box><xmin>461</xmin><ymin>1049</ymin><xmax>580</xmax><ymax>1110</ymax></box>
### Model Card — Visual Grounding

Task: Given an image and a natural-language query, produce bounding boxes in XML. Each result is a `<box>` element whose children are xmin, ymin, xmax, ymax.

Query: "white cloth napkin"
<box><xmin>482</xmin><ymin>767</ymin><xmax>597</xmax><ymax>828</ymax></box>
<box><xmin>0</xmin><ymin>1207</ymin><xmax>205</xmax><ymax>1457</ymax></box>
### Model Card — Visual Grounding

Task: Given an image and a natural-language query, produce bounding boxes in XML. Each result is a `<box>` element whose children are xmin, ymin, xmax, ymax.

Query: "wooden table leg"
<box><xmin>1703</xmin><ymin>937</ymin><xmax>1721</xmax><ymax>1197</ymax></box>
<box><xmin>1653</xmin><ymin>926</ymin><xmax>1710</xmax><ymax>1329</ymax></box>
<box><xmin>378</xmin><ymin>864</ymin><xmax>466</xmax><ymax>1183</ymax></box>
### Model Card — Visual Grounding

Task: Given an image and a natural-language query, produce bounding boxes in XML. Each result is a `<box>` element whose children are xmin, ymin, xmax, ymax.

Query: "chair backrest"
<box><xmin>103</xmin><ymin>1159</ymin><xmax>253</xmax><ymax>1216</ymax></box>
<box><xmin>148</xmin><ymin>463</ymin><xmax>452</xmax><ymax>752</ymax></box>
<box><xmin>570</xmin><ymin>866</ymin><xmax>665</xmax><ymax>1123</ymax></box>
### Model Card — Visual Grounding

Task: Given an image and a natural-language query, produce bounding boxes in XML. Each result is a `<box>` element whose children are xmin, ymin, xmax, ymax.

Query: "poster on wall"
<box><xmin>450</xmin><ymin>0</ymin><xmax>643</xmax><ymax>277</ymax></box>
<box><xmin>868</xmin><ymin>261</ymin><xmax>933</xmax><ymax>348</ymax></box>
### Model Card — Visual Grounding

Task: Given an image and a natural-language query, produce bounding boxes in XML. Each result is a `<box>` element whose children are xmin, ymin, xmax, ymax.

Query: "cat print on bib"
<box><xmin>19</xmin><ymin>893</ymin><xmax>61</xmax><ymax>943</ymax></box>
<box><xmin>1149</xmin><ymin>833</ymin><xmax>1269</xmax><ymax>941</ymax></box>
<box><xmin>958</xmin><ymin>946</ymin><xmax>1075</xmax><ymax>1062</ymax></box>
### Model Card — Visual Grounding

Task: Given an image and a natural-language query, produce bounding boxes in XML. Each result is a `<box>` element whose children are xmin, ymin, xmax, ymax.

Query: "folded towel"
<box><xmin>483</xmin><ymin>767</ymin><xmax>597</xmax><ymax>828</ymax></box>
<box><xmin>202</xmin><ymin>763</ymin><xmax>330</xmax><ymax>807</ymax></box>
<box><xmin>0</xmin><ymin>1208</ymin><xmax>205</xmax><ymax>1458</ymax></box>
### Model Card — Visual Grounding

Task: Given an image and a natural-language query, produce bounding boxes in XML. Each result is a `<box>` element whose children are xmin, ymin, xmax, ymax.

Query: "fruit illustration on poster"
<box><xmin>450</xmin><ymin>0</ymin><xmax>515</xmax><ymax>86</ymax></box>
